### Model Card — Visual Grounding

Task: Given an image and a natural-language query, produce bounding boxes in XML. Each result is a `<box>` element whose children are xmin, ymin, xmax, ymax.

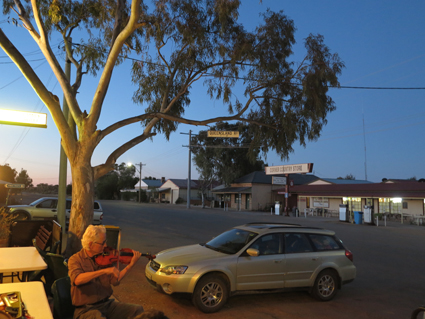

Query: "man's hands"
<box><xmin>104</xmin><ymin>266</ymin><xmax>120</xmax><ymax>279</ymax></box>
<box><xmin>130</xmin><ymin>250</ymin><xmax>142</xmax><ymax>266</ymax></box>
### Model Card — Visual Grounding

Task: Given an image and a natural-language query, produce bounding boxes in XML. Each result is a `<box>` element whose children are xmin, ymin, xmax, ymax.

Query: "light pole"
<box><xmin>129</xmin><ymin>162</ymin><xmax>145</xmax><ymax>203</ymax></box>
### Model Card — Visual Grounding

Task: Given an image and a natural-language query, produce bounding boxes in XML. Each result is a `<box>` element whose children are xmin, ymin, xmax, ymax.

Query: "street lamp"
<box><xmin>128</xmin><ymin>162</ymin><xmax>145</xmax><ymax>203</ymax></box>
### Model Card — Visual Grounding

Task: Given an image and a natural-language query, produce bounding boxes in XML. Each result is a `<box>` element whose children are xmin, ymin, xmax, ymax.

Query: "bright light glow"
<box><xmin>391</xmin><ymin>198</ymin><xmax>402</xmax><ymax>203</ymax></box>
<box><xmin>0</xmin><ymin>109</ymin><xmax>47</xmax><ymax>128</ymax></box>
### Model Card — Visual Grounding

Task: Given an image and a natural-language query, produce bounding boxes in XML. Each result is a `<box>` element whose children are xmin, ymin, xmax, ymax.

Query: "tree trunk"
<box><xmin>64</xmin><ymin>158</ymin><xmax>95</xmax><ymax>258</ymax></box>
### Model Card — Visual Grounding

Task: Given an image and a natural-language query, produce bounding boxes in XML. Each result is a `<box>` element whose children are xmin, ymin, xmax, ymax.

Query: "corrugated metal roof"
<box><xmin>234</xmin><ymin>171</ymin><xmax>318</xmax><ymax>185</ymax></box>
<box><xmin>316</xmin><ymin>178</ymin><xmax>373</xmax><ymax>185</ymax></box>
<box><xmin>212</xmin><ymin>187</ymin><xmax>252</xmax><ymax>194</ymax></box>
<box><xmin>282</xmin><ymin>182</ymin><xmax>425</xmax><ymax>198</ymax></box>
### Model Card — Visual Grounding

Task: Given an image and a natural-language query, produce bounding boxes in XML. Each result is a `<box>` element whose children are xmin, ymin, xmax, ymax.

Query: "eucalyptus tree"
<box><xmin>192</xmin><ymin>122</ymin><xmax>265</xmax><ymax>187</ymax></box>
<box><xmin>0</xmin><ymin>0</ymin><xmax>343</xmax><ymax>252</ymax></box>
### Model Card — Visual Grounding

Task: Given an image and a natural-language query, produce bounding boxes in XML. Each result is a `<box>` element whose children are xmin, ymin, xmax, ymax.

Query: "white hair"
<box><xmin>81</xmin><ymin>225</ymin><xmax>106</xmax><ymax>250</ymax></box>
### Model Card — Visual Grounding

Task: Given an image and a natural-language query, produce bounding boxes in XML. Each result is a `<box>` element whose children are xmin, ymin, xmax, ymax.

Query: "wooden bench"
<box><xmin>35</xmin><ymin>225</ymin><xmax>52</xmax><ymax>251</ymax></box>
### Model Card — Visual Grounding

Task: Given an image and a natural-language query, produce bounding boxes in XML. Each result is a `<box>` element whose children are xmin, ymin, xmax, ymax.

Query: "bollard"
<box><xmin>376</xmin><ymin>216</ymin><xmax>379</xmax><ymax>227</ymax></box>
<box><xmin>271</xmin><ymin>207</ymin><xmax>273</xmax><ymax>215</ymax></box>
<box><xmin>384</xmin><ymin>215</ymin><xmax>387</xmax><ymax>227</ymax></box>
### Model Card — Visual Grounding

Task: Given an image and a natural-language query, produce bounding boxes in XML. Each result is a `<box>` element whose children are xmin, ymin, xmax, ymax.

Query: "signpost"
<box><xmin>265</xmin><ymin>163</ymin><xmax>314</xmax><ymax>216</ymax></box>
<box><xmin>207</xmin><ymin>131</ymin><xmax>239</xmax><ymax>138</ymax></box>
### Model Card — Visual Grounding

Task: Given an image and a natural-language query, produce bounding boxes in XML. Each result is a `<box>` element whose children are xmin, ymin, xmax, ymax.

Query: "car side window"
<box><xmin>38</xmin><ymin>199</ymin><xmax>56</xmax><ymax>209</ymax></box>
<box><xmin>284</xmin><ymin>233</ymin><xmax>313</xmax><ymax>254</ymax></box>
<box><xmin>66</xmin><ymin>200</ymin><xmax>72</xmax><ymax>210</ymax></box>
<box><xmin>309</xmin><ymin>234</ymin><xmax>341</xmax><ymax>251</ymax></box>
<box><xmin>250</xmin><ymin>234</ymin><xmax>282</xmax><ymax>255</ymax></box>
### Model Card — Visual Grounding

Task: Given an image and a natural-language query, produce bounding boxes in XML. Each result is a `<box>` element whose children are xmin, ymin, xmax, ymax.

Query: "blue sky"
<box><xmin>0</xmin><ymin>0</ymin><xmax>424</xmax><ymax>186</ymax></box>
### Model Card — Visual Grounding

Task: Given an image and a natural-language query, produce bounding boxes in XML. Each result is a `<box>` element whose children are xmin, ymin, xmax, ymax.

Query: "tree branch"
<box><xmin>93</xmin><ymin>132</ymin><xmax>156</xmax><ymax>180</ymax></box>
<box><xmin>88</xmin><ymin>0</ymin><xmax>145</xmax><ymax>131</ymax></box>
<box><xmin>0</xmin><ymin>28</ymin><xmax>77</xmax><ymax>153</ymax></box>
<box><xmin>29</xmin><ymin>0</ymin><xmax>83</xmax><ymax>126</ymax></box>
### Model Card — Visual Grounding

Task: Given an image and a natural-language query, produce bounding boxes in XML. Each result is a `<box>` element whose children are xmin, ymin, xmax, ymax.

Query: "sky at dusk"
<box><xmin>0</xmin><ymin>0</ymin><xmax>424</xmax><ymax>186</ymax></box>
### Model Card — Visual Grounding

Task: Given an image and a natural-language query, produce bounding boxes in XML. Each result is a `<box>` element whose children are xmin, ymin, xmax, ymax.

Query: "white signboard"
<box><xmin>207</xmin><ymin>131</ymin><xmax>239</xmax><ymax>138</ymax></box>
<box><xmin>265</xmin><ymin>163</ymin><xmax>313</xmax><ymax>175</ymax></box>
<box><xmin>313</xmin><ymin>197</ymin><xmax>329</xmax><ymax>208</ymax></box>
<box><xmin>5</xmin><ymin>183</ymin><xmax>25</xmax><ymax>189</ymax></box>
<box><xmin>272</xmin><ymin>176</ymin><xmax>287</xmax><ymax>185</ymax></box>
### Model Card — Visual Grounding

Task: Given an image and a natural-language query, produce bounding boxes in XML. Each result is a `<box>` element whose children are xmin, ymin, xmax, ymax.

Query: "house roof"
<box><xmin>310</xmin><ymin>178</ymin><xmax>373</xmax><ymax>185</ymax></box>
<box><xmin>212</xmin><ymin>187</ymin><xmax>251</xmax><ymax>194</ymax></box>
<box><xmin>282</xmin><ymin>181</ymin><xmax>425</xmax><ymax>198</ymax></box>
<box><xmin>234</xmin><ymin>171</ymin><xmax>318</xmax><ymax>185</ymax></box>
<box><xmin>142</xmin><ymin>179</ymin><xmax>163</xmax><ymax>187</ymax></box>
<box><xmin>161</xmin><ymin>179</ymin><xmax>220</xmax><ymax>189</ymax></box>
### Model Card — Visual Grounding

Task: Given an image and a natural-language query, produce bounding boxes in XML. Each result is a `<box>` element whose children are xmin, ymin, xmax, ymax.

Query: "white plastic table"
<box><xmin>0</xmin><ymin>246</ymin><xmax>47</xmax><ymax>283</ymax></box>
<box><xmin>0</xmin><ymin>281</ymin><xmax>53</xmax><ymax>318</ymax></box>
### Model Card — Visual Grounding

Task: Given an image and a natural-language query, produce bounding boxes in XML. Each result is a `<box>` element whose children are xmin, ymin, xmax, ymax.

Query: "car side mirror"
<box><xmin>246</xmin><ymin>248</ymin><xmax>260</xmax><ymax>257</ymax></box>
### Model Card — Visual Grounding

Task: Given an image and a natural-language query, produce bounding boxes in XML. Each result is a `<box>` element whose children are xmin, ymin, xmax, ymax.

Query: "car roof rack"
<box><xmin>242</xmin><ymin>222</ymin><xmax>325</xmax><ymax>230</ymax></box>
<box><xmin>243</xmin><ymin>222</ymin><xmax>302</xmax><ymax>228</ymax></box>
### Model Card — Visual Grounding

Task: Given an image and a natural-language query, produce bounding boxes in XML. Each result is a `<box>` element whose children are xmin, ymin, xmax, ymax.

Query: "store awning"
<box><xmin>212</xmin><ymin>187</ymin><xmax>252</xmax><ymax>194</ymax></box>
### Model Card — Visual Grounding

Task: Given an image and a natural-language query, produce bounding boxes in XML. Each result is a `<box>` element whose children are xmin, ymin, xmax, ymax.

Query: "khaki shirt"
<box><xmin>68</xmin><ymin>249</ymin><xmax>114</xmax><ymax>306</ymax></box>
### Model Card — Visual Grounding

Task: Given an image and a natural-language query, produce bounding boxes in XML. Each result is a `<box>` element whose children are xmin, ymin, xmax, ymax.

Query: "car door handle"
<box><xmin>312</xmin><ymin>257</ymin><xmax>319</xmax><ymax>261</ymax></box>
<box><xmin>274</xmin><ymin>259</ymin><xmax>283</xmax><ymax>263</ymax></box>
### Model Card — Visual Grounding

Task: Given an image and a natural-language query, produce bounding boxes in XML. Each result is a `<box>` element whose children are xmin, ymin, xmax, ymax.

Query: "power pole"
<box><xmin>181</xmin><ymin>130</ymin><xmax>193</xmax><ymax>209</ymax></box>
<box><xmin>136</xmin><ymin>162</ymin><xmax>146</xmax><ymax>203</ymax></box>
<box><xmin>58</xmin><ymin>37</ymin><xmax>75</xmax><ymax>253</ymax></box>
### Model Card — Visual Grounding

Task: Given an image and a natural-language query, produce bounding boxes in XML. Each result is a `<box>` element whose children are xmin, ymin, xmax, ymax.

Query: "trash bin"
<box><xmin>354</xmin><ymin>211</ymin><xmax>363</xmax><ymax>224</ymax></box>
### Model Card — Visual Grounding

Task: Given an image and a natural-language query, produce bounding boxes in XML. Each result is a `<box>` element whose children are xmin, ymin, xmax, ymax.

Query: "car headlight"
<box><xmin>159</xmin><ymin>266</ymin><xmax>188</xmax><ymax>275</ymax></box>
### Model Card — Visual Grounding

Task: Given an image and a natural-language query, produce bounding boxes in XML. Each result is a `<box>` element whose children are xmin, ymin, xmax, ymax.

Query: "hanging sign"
<box><xmin>265</xmin><ymin>163</ymin><xmax>313</xmax><ymax>175</ymax></box>
<box><xmin>207</xmin><ymin>131</ymin><xmax>239</xmax><ymax>138</ymax></box>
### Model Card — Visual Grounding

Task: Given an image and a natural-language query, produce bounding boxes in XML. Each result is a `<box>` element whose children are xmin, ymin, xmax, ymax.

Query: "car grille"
<box><xmin>149</xmin><ymin>260</ymin><xmax>160</xmax><ymax>272</ymax></box>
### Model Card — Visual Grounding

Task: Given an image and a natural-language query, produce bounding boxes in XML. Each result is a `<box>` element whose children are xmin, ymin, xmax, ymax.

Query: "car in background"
<box><xmin>6</xmin><ymin>197</ymin><xmax>103</xmax><ymax>225</ymax></box>
<box><xmin>145</xmin><ymin>222</ymin><xmax>356</xmax><ymax>313</ymax></box>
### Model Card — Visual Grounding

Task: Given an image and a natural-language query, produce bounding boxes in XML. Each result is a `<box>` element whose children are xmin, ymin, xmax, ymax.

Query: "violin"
<box><xmin>95</xmin><ymin>246</ymin><xmax>155</xmax><ymax>267</ymax></box>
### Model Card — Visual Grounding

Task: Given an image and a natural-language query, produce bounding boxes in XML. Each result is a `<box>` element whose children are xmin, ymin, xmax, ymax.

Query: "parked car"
<box><xmin>145</xmin><ymin>222</ymin><xmax>356</xmax><ymax>313</ymax></box>
<box><xmin>6</xmin><ymin>197</ymin><xmax>103</xmax><ymax>225</ymax></box>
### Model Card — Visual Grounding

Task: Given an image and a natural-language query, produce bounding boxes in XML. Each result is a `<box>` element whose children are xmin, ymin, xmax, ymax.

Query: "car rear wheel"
<box><xmin>312</xmin><ymin>269</ymin><xmax>338</xmax><ymax>301</ymax></box>
<box><xmin>11</xmin><ymin>210</ymin><xmax>31</xmax><ymax>221</ymax></box>
<box><xmin>192</xmin><ymin>274</ymin><xmax>229</xmax><ymax>313</ymax></box>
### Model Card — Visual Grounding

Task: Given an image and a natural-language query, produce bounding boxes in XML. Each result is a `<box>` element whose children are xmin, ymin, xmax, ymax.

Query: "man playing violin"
<box><xmin>68</xmin><ymin>225</ymin><xmax>144</xmax><ymax>319</ymax></box>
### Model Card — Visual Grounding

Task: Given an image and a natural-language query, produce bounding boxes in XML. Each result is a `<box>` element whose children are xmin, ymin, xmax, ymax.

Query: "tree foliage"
<box><xmin>192</xmin><ymin>122</ymin><xmax>265</xmax><ymax>186</ymax></box>
<box><xmin>0</xmin><ymin>0</ymin><xmax>343</xmax><ymax>251</ymax></box>
<box><xmin>0</xmin><ymin>164</ymin><xmax>17</xmax><ymax>203</ymax></box>
<box><xmin>16</xmin><ymin>169</ymin><xmax>33</xmax><ymax>188</ymax></box>
<box><xmin>95</xmin><ymin>162</ymin><xmax>139</xmax><ymax>199</ymax></box>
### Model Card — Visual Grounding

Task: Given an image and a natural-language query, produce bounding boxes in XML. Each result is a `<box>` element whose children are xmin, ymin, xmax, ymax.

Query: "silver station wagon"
<box><xmin>145</xmin><ymin>223</ymin><xmax>356</xmax><ymax>313</ymax></box>
<box><xmin>7</xmin><ymin>197</ymin><xmax>103</xmax><ymax>225</ymax></box>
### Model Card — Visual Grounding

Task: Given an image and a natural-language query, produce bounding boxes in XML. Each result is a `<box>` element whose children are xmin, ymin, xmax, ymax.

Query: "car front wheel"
<box><xmin>11</xmin><ymin>210</ymin><xmax>31</xmax><ymax>221</ymax></box>
<box><xmin>312</xmin><ymin>269</ymin><xmax>338</xmax><ymax>301</ymax></box>
<box><xmin>192</xmin><ymin>274</ymin><xmax>229</xmax><ymax>313</ymax></box>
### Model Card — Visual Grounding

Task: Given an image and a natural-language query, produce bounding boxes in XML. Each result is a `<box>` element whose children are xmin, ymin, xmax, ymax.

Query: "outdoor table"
<box><xmin>0</xmin><ymin>247</ymin><xmax>47</xmax><ymax>283</ymax></box>
<box><xmin>0</xmin><ymin>281</ymin><xmax>53</xmax><ymax>318</ymax></box>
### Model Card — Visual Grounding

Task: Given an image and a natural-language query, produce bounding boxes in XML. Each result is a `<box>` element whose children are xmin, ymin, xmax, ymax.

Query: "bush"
<box><xmin>175</xmin><ymin>197</ymin><xmax>185</xmax><ymax>204</ymax></box>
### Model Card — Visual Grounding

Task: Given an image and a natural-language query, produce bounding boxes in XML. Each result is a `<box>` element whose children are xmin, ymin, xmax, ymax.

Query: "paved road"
<box><xmin>95</xmin><ymin>200</ymin><xmax>425</xmax><ymax>319</ymax></box>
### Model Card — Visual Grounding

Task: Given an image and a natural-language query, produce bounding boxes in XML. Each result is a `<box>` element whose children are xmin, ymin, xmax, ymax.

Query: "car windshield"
<box><xmin>204</xmin><ymin>228</ymin><xmax>258</xmax><ymax>254</ymax></box>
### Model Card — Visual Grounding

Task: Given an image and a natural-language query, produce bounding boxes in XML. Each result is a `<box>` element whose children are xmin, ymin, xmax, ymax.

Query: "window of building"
<box><xmin>343</xmin><ymin>197</ymin><xmax>361</xmax><ymax>212</ymax></box>
<box><xmin>403</xmin><ymin>202</ymin><xmax>408</xmax><ymax>209</ymax></box>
